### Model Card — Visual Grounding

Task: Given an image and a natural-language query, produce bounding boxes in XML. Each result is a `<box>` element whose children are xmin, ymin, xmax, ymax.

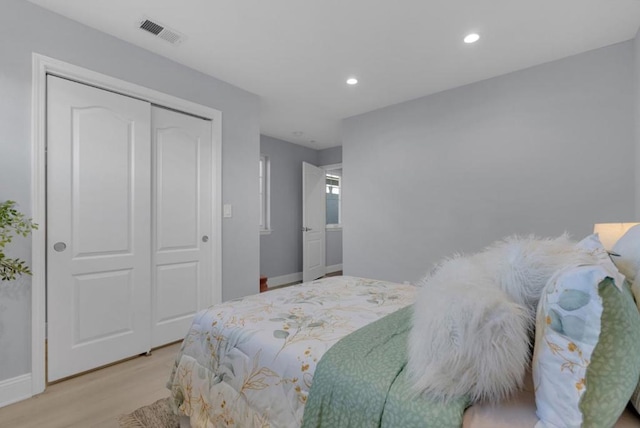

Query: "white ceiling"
<box><xmin>28</xmin><ymin>0</ymin><xmax>640</xmax><ymax>149</ymax></box>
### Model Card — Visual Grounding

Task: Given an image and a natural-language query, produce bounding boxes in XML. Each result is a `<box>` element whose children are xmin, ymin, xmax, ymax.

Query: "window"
<box><xmin>259</xmin><ymin>155</ymin><xmax>270</xmax><ymax>234</ymax></box>
<box><xmin>325</xmin><ymin>167</ymin><xmax>341</xmax><ymax>228</ymax></box>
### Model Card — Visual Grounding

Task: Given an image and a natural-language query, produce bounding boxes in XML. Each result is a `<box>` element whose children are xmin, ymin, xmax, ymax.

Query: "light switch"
<box><xmin>223</xmin><ymin>204</ymin><xmax>232</xmax><ymax>218</ymax></box>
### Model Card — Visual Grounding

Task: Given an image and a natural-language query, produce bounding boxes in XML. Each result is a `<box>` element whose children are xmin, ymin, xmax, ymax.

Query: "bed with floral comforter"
<box><xmin>167</xmin><ymin>276</ymin><xmax>417</xmax><ymax>428</ymax></box>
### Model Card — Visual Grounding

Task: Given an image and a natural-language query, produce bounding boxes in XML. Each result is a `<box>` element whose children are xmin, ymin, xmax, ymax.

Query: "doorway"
<box><xmin>323</xmin><ymin>164</ymin><xmax>343</xmax><ymax>275</ymax></box>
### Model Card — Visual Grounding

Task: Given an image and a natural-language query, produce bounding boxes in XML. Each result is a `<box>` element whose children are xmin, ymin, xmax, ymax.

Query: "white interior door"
<box><xmin>47</xmin><ymin>76</ymin><xmax>152</xmax><ymax>381</ymax></box>
<box><xmin>302</xmin><ymin>162</ymin><xmax>326</xmax><ymax>282</ymax></box>
<box><xmin>151</xmin><ymin>106</ymin><xmax>213</xmax><ymax>347</ymax></box>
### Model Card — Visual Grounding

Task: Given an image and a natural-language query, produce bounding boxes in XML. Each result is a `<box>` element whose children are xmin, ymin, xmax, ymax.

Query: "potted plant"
<box><xmin>0</xmin><ymin>200</ymin><xmax>37</xmax><ymax>281</ymax></box>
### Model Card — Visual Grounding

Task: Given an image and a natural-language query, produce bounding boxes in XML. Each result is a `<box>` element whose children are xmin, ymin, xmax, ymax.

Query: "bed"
<box><xmin>167</xmin><ymin>276</ymin><xmax>417</xmax><ymax>427</ymax></box>
<box><xmin>167</xmin><ymin>275</ymin><xmax>640</xmax><ymax>427</ymax></box>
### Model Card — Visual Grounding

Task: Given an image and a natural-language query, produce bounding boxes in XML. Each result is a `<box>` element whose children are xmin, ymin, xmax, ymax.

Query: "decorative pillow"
<box><xmin>408</xmin><ymin>234</ymin><xmax>600</xmax><ymax>404</ymax></box>
<box><xmin>611</xmin><ymin>225</ymin><xmax>640</xmax><ymax>415</ymax></box>
<box><xmin>532</xmin><ymin>236</ymin><xmax>640</xmax><ymax>428</ymax></box>
<box><xmin>612</xmin><ymin>224</ymin><xmax>640</xmax><ymax>308</ymax></box>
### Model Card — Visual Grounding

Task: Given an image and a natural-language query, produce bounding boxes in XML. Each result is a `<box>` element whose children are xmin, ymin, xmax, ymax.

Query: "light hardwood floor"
<box><xmin>0</xmin><ymin>342</ymin><xmax>181</xmax><ymax>428</ymax></box>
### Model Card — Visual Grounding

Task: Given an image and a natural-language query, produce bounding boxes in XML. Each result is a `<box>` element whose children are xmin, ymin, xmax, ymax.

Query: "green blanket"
<box><xmin>302</xmin><ymin>305</ymin><xmax>469</xmax><ymax>428</ymax></box>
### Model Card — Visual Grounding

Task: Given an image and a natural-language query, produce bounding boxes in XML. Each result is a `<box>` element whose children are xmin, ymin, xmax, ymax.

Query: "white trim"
<box><xmin>326</xmin><ymin>264</ymin><xmax>343</xmax><ymax>274</ymax></box>
<box><xmin>0</xmin><ymin>374</ymin><xmax>32</xmax><ymax>408</ymax></box>
<box><xmin>31</xmin><ymin>53</ymin><xmax>223</xmax><ymax>397</ymax></box>
<box><xmin>321</xmin><ymin>163</ymin><xmax>342</xmax><ymax>171</ymax></box>
<box><xmin>30</xmin><ymin>54</ymin><xmax>47</xmax><ymax>396</ymax></box>
<box><xmin>326</xmin><ymin>225</ymin><xmax>342</xmax><ymax>231</ymax></box>
<box><xmin>211</xmin><ymin>114</ymin><xmax>223</xmax><ymax>308</ymax></box>
<box><xmin>268</xmin><ymin>266</ymin><xmax>342</xmax><ymax>288</ymax></box>
<box><xmin>268</xmin><ymin>272</ymin><xmax>303</xmax><ymax>287</ymax></box>
<box><xmin>259</xmin><ymin>154</ymin><xmax>271</xmax><ymax>233</ymax></box>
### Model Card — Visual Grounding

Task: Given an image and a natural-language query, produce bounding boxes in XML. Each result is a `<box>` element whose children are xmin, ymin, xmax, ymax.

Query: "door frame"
<box><xmin>322</xmin><ymin>163</ymin><xmax>342</xmax><ymax>230</ymax></box>
<box><xmin>30</xmin><ymin>53</ymin><xmax>222</xmax><ymax>395</ymax></box>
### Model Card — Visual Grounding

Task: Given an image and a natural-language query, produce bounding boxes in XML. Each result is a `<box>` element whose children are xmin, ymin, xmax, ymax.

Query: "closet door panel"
<box><xmin>47</xmin><ymin>75</ymin><xmax>152</xmax><ymax>382</ymax></box>
<box><xmin>151</xmin><ymin>106</ymin><xmax>213</xmax><ymax>347</ymax></box>
<box><xmin>156</xmin><ymin>262</ymin><xmax>199</xmax><ymax>323</ymax></box>
<box><xmin>73</xmin><ymin>269</ymin><xmax>134</xmax><ymax>343</ymax></box>
<box><xmin>72</xmin><ymin>107</ymin><xmax>132</xmax><ymax>256</ymax></box>
<box><xmin>156</xmin><ymin>127</ymin><xmax>199</xmax><ymax>250</ymax></box>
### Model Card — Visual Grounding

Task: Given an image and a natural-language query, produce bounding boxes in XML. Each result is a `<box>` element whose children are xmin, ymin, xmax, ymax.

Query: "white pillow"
<box><xmin>612</xmin><ymin>224</ymin><xmax>640</xmax><ymax>283</ymax></box>
<box><xmin>580</xmin><ymin>234</ymin><xmax>625</xmax><ymax>290</ymax></box>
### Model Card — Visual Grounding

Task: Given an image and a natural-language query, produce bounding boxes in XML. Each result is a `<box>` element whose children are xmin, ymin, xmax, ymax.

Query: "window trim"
<box><xmin>259</xmin><ymin>154</ymin><xmax>271</xmax><ymax>234</ymax></box>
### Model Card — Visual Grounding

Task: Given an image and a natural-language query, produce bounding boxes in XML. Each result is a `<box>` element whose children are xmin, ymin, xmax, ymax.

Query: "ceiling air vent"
<box><xmin>138</xmin><ymin>18</ymin><xmax>185</xmax><ymax>45</ymax></box>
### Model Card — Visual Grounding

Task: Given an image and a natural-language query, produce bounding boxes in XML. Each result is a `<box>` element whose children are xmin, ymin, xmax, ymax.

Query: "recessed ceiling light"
<box><xmin>464</xmin><ymin>33</ymin><xmax>480</xmax><ymax>44</ymax></box>
<box><xmin>346</xmin><ymin>78</ymin><xmax>358</xmax><ymax>85</ymax></box>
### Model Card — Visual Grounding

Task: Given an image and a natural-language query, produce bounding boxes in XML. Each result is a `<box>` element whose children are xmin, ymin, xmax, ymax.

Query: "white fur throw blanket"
<box><xmin>408</xmin><ymin>235</ymin><xmax>598</xmax><ymax>404</ymax></box>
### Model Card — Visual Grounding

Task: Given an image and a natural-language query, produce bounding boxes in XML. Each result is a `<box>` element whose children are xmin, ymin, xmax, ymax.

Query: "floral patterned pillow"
<box><xmin>532</xmin><ymin>259</ymin><xmax>640</xmax><ymax>427</ymax></box>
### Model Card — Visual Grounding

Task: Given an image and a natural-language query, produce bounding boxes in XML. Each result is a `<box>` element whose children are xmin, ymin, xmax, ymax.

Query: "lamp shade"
<box><xmin>593</xmin><ymin>223</ymin><xmax>640</xmax><ymax>250</ymax></box>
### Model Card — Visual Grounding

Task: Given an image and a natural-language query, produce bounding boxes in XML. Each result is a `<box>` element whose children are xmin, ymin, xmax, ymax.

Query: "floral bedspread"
<box><xmin>302</xmin><ymin>305</ymin><xmax>469</xmax><ymax>428</ymax></box>
<box><xmin>167</xmin><ymin>276</ymin><xmax>417</xmax><ymax>428</ymax></box>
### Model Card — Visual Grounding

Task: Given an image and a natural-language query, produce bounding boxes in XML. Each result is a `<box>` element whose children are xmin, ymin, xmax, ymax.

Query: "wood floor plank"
<box><xmin>0</xmin><ymin>342</ymin><xmax>181</xmax><ymax>428</ymax></box>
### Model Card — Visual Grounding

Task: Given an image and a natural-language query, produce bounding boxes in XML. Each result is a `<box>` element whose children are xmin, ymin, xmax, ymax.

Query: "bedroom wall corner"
<box><xmin>318</xmin><ymin>146</ymin><xmax>342</xmax><ymax>166</ymax></box>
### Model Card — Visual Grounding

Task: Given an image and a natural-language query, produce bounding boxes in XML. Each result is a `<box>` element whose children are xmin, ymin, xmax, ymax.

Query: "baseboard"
<box><xmin>0</xmin><ymin>373</ymin><xmax>32</xmax><ymax>408</ymax></box>
<box><xmin>326</xmin><ymin>264</ymin><xmax>343</xmax><ymax>274</ymax></box>
<box><xmin>268</xmin><ymin>272</ymin><xmax>303</xmax><ymax>287</ymax></box>
<box><xmin>268</xmin><ymin>265</ymin><xmax>343</xmax><ymax>288</ymax></box>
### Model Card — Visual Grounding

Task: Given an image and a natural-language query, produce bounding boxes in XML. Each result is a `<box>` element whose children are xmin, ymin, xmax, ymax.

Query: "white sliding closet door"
<box><xmin>151</xmin><ymin>107</ymin><xmax>213</xmax><ymax>347</ymax></box>
<box><xmin>47</xmin><ymin>76</ymin><xmax>152</xmax><ymax>381</ymax></box>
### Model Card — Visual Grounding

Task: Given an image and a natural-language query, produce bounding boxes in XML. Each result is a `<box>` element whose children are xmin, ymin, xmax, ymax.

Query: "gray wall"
<box><xmin>343</xmin><ymin>41</ymin><xmax>636</xmax><ymax>284</ymax></box>
<box><xmin>318</xmin><ymin>146</ymin><xmax>343</xmax><ymax>166</ymax></box>
<box><xmin>326</xmin><ymin>230</ymin><xmax>343</xmax><ymax>267</ymax></box>
<box><xmin>260</xmin><ymin>136</ymin><xmax>319</xmax><ymax>278</ymax></box>
<box><xmin>0</xmin><ymin>0</ymin><xmax>260</xmax><ymax>381</ymax></box>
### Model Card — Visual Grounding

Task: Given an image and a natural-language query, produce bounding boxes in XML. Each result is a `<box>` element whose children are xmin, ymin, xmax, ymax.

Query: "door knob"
<box><xmin>53</xmin><ymin>242</ymin><xmax>67</xmax><ymax>252</ymax></box>
<box><xmin>202</xmin><ymin>235</ymin><xmax>209</xmax><ymax>243</ymax></box>
<box><xmin>302</xmin><ymin>227</ymin><xmax>312</xmax><ymax>232</ymax></box>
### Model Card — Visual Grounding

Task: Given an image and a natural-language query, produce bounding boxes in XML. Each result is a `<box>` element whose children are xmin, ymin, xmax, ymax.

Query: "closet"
<box><xmin>46</xmin><ymin>75</ymin><xmax>213</xmax><ymax>381</ymax></box>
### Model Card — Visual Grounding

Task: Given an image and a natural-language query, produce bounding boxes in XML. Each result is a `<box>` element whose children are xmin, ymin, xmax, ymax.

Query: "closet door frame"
<box><xmin>30</xmin><ymin>53</ymin><xmax>222</xmax><ymax>395</ymax></box>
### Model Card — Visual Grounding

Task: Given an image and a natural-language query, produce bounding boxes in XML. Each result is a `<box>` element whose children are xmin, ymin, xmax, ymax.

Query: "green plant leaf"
<box><xmin>0</xmin><ymin>200</ymin><xmax>37</xmax><ymax>282</ymax></box>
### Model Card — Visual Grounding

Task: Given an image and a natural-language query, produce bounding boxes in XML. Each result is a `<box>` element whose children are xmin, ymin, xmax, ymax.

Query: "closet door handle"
<box><xmin>202</xmin><ymin>235</ymin><xmax>209</xmax><ymax>243</ymax></box>
<box><xmin>53</xmin><ymin>242</ymin><xmax>67</xmax><ymax>252</ymax></box>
